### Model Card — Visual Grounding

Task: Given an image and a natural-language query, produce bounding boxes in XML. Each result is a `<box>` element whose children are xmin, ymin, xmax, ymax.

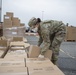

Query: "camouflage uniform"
<box><xmin>37</xmin><ymin>20</ymin><xmax>66</xmax><ymax>64</ymax></box>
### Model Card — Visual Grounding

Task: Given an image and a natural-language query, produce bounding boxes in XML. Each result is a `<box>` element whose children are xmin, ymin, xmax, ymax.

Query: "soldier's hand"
<box><xmin>38</xmin><ymin>54</ymin><xmax>44</xmax><ymax>59</ymax></box>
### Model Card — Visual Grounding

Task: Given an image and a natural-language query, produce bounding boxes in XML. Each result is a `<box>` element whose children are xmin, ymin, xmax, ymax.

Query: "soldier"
<box><xmin>28</xmin><ymin>17</ymin><xmax>66</xmax><ymax>65</ymax></box>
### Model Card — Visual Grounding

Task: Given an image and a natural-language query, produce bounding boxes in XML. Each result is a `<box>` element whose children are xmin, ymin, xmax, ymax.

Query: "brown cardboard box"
<box><xmin>20</xmin><ymin>23</ymin><xmax>25</xmax><ymax>27</ymax></box>
<box><xmin>3</xmin><ymin>19</ymin><xmax>12</xmax><ymax>28</ymax></box>
<box><xmin>3</xmin><ymin>15</ymin><xmax>12</xmax><ymax>28</ymax></box>
<box><xmin>0</xmin><ymin>40</ymin><xmax>8</xmax><ymax>47</ymax></box>
<box><xmin>12</xmin><ymin>17</ymin><xmax>20</xmax><ymax>27</ymax></box>
<box><xmin>13</xmin><ymin>36</ymin><xmax>23</xmax><ymax>41</ymax></box>
<box><xmin>28</xmin><ymin>65</ymin><xmax>64</xmax><ymax>75</ymax></box>
<box><xmin>28</xmin><ymin>45</ymin><xmax>40</xmax><ymax>58</ymax></box>
<box><xmin>4</xmin><ymin>15</ymin><xmax>12</xmax><ymax>20</ymax></box>
<box><xmin>26</xmin><ymin>58</ymin><xmax>54</xmax><ymax>68</ymax></box>
<box><xmin>6</xmin><ymin>12</ymin><xmax>13</xmax><ymax>20</ymax></box>
<box><xmin>28</xmin><ymin>45</ymin><xmax>52</xmax><ymax>60</ymax></box>
<box><xmin>66</xmin><ymin>26</ymin><xmax>76</xmax><ymax>41</ymax></box>
<box><xmin>0</xmin><ymin>67</ymin><xmax>27</xmax><ymax>75</ymax></box>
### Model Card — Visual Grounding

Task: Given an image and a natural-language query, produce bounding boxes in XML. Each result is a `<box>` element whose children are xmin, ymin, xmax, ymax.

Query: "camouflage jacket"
<box><xmin>37</xmin><ymin>20</ymin><xmax>66</xmax><ymax>55</ymax></box>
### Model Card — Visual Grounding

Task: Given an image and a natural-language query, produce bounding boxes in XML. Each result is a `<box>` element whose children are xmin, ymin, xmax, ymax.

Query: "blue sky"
<box><xmin>1</xmin><ymin>0</ymin><xmax>76</xmax><ymax>27</ymax></box>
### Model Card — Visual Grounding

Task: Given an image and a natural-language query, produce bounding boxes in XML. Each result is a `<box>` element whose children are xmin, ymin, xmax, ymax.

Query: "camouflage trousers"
<box><xmin>49</xmin><ymin>31</ymin><xmax>66</xmax><ymax>64</ymax></box>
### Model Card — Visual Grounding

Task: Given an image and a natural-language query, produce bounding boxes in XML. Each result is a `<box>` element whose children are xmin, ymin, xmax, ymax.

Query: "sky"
<box><xmin>1</xmin><ymin>0</ymin><xmax>76</xmax><ymax>27</ymax></box>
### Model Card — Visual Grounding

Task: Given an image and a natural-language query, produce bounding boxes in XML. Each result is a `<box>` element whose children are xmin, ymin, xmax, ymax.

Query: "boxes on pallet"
<box><xmin>12</xmin><ymin>17</ymin><xmax>20</xmax><ymax>27</ymax></box>
<box><xmin>28</xmin><ymin>45</ymin><xmax>52</xmax><ymax>60</ymax></box>
<box><xmin>0</xmin><ymin>67</ymin><xmax>27</xmax><ymax>75</ymax></box>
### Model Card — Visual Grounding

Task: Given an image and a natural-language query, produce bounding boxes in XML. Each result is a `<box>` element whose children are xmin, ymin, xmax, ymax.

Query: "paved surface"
<box><xmin>25</xmin><ymin>35</ymin><xmax>76</xmax><ymax>75</ymax></box>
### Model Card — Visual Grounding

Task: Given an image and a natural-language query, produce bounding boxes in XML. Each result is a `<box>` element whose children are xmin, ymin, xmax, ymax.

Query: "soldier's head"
<box><xmin>28</xmin><ymin>17</ymin><xmax>41</xmax><ymax>29</ymax></box>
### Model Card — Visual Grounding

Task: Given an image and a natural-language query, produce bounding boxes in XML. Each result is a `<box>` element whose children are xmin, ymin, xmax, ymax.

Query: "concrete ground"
<box><xmin>25</xmin><ymin>35</ymin><xmax>76</xmax><ymax>75</ymax></box>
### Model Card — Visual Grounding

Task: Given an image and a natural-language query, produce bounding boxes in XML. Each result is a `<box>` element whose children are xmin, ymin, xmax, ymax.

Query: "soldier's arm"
<box><xmin>40</xmin><ymin>30</ymin><xmax>51</xmax><ymax>55</ymax></box>
<box><xmin>38</xmin><ymin>36</ymin><xmax>43</xmax><ymax>46</ymax></box>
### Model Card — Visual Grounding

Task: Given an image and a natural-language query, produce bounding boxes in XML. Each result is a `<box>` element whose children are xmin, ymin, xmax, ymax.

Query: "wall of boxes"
<box><xmin>3</xmin><ymin>12</ymin><xmax>25</xmax><ymax>39</ymax></box>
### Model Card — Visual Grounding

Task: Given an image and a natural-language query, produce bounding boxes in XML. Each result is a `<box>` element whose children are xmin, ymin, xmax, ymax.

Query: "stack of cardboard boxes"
<box><xmin>3</xmin><ymin>12</ymin><xmax>25</xmax><ymax>39</ymax></box>
<box><xmin>0</xmin><ymin>45</ymin><xmax>64</xmax><ymax>75</ymax></box>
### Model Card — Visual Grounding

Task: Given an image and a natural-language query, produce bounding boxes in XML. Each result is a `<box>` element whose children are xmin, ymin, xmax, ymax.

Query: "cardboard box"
<box><xmin>28</xmin><ymin>45</ymin><xmax>40</xmax><ymax>58</ymax></box>
<box><xmin>13</xmin><ymin>36</ymin><xmax>23</xmax><ymax>41</ymax></box>
<box><xmin>3</xmin><ymin>19</ymin><xmax>12</xmax><ymax>28</ymax></box>
<box><xmin>0</xmin><ymin>67</ymin><xmax>27</xmax><ymax>75</ymax></box>
<box><xmin>26</xmin><ymin>58</ymin><xmax>54</xmax><ymax>68</ymax></box>
<box><xmin>20</xmin><ymin>23</ymin><xmax>25</xmax><ymax>27</ymax></box>
<box><xmin>28</xmin><ymin>65</ymin><xmax>64</xmax><ymax>75</ymax></box>
<box><xmin>66</xmin><ymin>26</ymin><xmax>76</xmax><ymax>41</ymax></box>
<box><xmin>6</xmin><ymin>12</ymin><xmax>13</xmax><ymax>19</ymax></box>
<box><xmin>12</xmin><ymin>17</ymin><xmax>20</xmax><ymax>27</ymax></box>
<box><xmin>0</xmin><ymin>40</ymin><xmax>8</xmax><ymax>47</ymax></box>
<box><xmin>4</xmin><ymin>15</ymin><xmax>12</xmax><ymax>20</ymax></box>
<box><xmin>28</xmin><ymin>45</ymin><xmax>52</xmax><ymax>60</ymax></box>
<box><xmin>0</xmin><ymin>61</ymin><xmax>25</xmax><ymax>67</ymax></box>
